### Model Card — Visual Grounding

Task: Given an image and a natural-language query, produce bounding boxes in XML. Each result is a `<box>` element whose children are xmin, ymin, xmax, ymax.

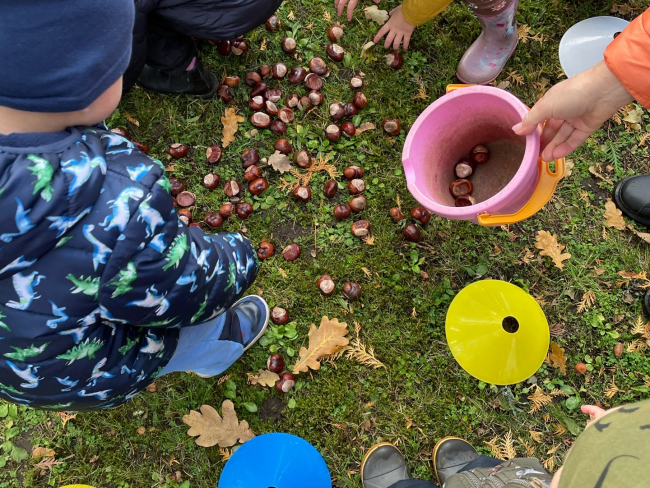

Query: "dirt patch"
<box><xmin>271</xmin><ymin>221</ymin><xmax>312</xmax><ymax>244</ymax></box>
<box><xmin>259</xmin><ymin>396</ymin><xmax>286</xmax><ymax>423</ymax></box>
<box><xmin>580</xmin><ymin>177</ymin><xmax>611</xmax><ymax>205</ymax></box>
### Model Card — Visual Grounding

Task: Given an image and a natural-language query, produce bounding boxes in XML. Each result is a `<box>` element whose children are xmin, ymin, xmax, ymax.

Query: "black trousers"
<box><xmin>125</xmin><ymin>0</ymin><xmax>283</xmax><ymax>91</ymax></box>
<box><xmin>389</xmin><ymin>456</ymin><xmax>502</xmax><ymax>488</ymax></box>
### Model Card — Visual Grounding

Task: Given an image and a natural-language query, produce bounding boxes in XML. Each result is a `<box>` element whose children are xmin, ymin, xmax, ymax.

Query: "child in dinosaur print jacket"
<box><xmin>0</xmin><ymin>0</ymin><xmax>267</xmax><ymax>411</ymax></box>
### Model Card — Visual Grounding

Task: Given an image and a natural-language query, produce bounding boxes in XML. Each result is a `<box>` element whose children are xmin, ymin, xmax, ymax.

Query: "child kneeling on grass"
<box><xmin>0</xmin><ymin>0</ymin><xmax>268</xmax><ymax>411</ymax></box>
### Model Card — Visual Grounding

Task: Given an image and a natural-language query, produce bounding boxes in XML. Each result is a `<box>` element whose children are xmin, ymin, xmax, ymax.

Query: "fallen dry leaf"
<box><xmin>355</xmin><ymin>122</ymin><xmax>376</xmax><ymax>135</ymax></box>
<box><xmin>535</xmin><ymin>231</ymin><xmax>571</xmax><ymax>270</ymax></box>
<box><xmin>548</xmin><ymin>342</ymin><xmax>567</xmax><ymax>375</ymax></box>
<box><xmin>364</xmin><ymin>5</ymin><xmax>389</xmax><ymax>25</ymax></box>
<box><xmin>603</xmin><ymin>200</ymin><xmax>626</xmax><ymax>230</ymax></box>
<box><xmin>293</xmin><ymin>317</ymin><xmax>350</xmax><ymax>374</ymax></box>
<box><xmin>260</xmin><ymin>38</ymin><xmax>267</xmax><ymax>51</ymax></box>
<box><xmin>164</xmin><ymin>164</ymin><xmax>176</xmax><ymax>172</ymax></box>
<box><xmin>268</xmin><ymin>151</ymin><xmax>292</xmax><ymax>173</ymax></box>
<box><xmin>125</xmin><ymin>112</ymin><xmax>140</xmax><ymax>127</ymax></box>
<box><xmin>288</xmin><ymin>10</ymin><xmax>295</xmax><ymax>20</ymax></box>
<box><xmin>221</xmin><ymin>108</ymin><xmax>245</xmax><ymax>148</ymax></box>
<box><xmin>56</xmin><ymin>412</ymin><xmax>77</xmax><ymax>428</ymax></box>
<box><xmin>31</xmin><ymin>447</ymin><xmax>55</xmax><ymax>459</ymax></box>
<box><xmin>529</xmin><ymin>387</ymin><xmax>552</xmax><ymax>413</ymax></box>
<box><xmin>35</xmin><ymin>458</ymin><xmax>63</xmax><ymax>471</ymax></box>
<box><xmin>247</xmin><ymin>369</ymin><xmax>279</xmax><ymax>388</ymax></box>
<box><xmin>360</xmin><ymin>41</ymin><xmax>376</xmax><ymax>62</ymax></box>
<box><xmin>183</xmin><ymin>401</ymin><xmax>255</xmax><ymax>448</ymax></box>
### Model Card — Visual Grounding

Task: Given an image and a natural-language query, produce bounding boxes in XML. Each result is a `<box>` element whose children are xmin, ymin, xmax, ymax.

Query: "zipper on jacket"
<box><xmin>509</xmin><ymin>480</ymin><xmax>535</xmax><ymax>487</ymax></box>
<box><xmin>456</xmin><ymin>470</ymin><xmax>481</xmax><ymax>488</ymax></box>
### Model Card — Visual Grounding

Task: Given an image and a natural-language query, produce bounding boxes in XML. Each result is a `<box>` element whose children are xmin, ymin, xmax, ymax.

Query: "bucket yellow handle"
<box><xmin>446</xmin><ymin>84</ymin><xmax>474</xmax><ymax>93</ymax></box>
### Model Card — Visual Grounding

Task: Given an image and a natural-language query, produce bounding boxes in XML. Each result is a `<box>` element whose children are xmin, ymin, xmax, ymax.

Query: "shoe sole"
<box><xmin>614</xmin><ymin>177</ymin><xmax>650</xmax><ymax>228</ymax></box>
<box><xmin>360</xmin><ymin>442</ymin><xmax>401</xmax><ymax>488</ymax></box>
<box><xmin>241</xmin><ymin>295</ymin><xmax>270</xmax><ymax>352</ymax></box>
<box><xmin>432</xmin><ymin>436</ymin><xmax>469</xmax><ymax>485</ymax></box>
<box><xmin>456</xmin><ymin>38</ymin><xmax>519</xmax><ymax>86</ymax></box>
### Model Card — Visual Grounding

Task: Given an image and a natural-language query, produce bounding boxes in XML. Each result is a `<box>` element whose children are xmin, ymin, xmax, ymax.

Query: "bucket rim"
<box><xmin>402</xmin><ymin>85</ymin><xmax>541</xmax><ymax>218</ymax></box>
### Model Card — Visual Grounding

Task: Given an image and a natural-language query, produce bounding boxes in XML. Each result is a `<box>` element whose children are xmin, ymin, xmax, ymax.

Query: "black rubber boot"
<box><xmin>137</xmin><ymin>58</ymin><xmax>218</xmax><ymax>98</ymax></box>
<box><xmin>614</xmin><ymin>175</ymin><xmax>650</xmax><ymax>228</ymax></box>
<box><xmin>433</xmin><ymin>437</ymin><xmax>479</xmax><ymax>486</ymax></box>
<box><xmin>361</xmin><ymin>443</ymin><xmax>410</xmax><ymax>488</ymax></box>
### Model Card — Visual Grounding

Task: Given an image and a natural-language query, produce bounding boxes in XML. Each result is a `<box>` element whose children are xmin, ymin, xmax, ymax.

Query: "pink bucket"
<box><xmin>402</xmin><ymin>85</ymin><xmax>565</xmax><ymax>225</ymax></box>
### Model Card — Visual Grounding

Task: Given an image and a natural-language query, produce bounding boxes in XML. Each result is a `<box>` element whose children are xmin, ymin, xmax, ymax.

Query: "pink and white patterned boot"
<box><xmin>456</xmin><ymin>0</ymin><xmax>519</xmax><ymax>85</ymax></box>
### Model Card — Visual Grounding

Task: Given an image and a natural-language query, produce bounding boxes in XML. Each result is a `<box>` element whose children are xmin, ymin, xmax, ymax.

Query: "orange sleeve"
<box><xmin>604</xmin><ymin>9</ymin><xmax>650</xmax><ymax>109</ymax></box>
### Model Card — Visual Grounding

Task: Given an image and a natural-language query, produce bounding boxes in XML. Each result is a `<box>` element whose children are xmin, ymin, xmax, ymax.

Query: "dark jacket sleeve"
<box><xmin>98</xmin><ymin>170</ymin><xmax>258</xmax><ymax>328</ymax></box>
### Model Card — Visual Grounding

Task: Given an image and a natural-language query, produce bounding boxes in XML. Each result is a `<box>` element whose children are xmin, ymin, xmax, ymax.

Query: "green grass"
<box><xmin>3</xmin><ymin>0</ymin><xmax>650</xmax><ymax>486</ymax></box>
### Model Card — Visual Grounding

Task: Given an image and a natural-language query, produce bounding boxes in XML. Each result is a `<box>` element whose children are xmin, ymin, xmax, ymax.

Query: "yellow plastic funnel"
<box><xmin>446</xmin><ymin>280</ymin><xmax>549</xmax><ymax>385</ymax></box>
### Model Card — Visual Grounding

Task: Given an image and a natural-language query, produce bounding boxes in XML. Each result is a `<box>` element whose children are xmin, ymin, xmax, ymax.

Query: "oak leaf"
<box><xmin>364</xmin><ymin>6</ymin><xmax>389</xmax><ymax>25</ymax></box>
<box><xmin>293</xmin><ymin>317</ymin><xmax>349</xmax><ymax>374</ymax></box>
<box><xmin>183</xmin><ymin>401</ymin><xmax>255</xmax><ymax>448</ymax></box>
<box><xmin>268</xmin><ymin>151</ymin><xmax>292</xmax><ymax>173</ymax></box>
<box><xmin>603</xmin><ymin>200</ymin><xmax>626</xmax><ymax>230</ymax></box>
<box><xmin>248</xmin><ymin>369</ymin><xmax>280</xmax><ymax>388</ymax></box>
<box><xmin>221</xmin><ymin>108</ymin><xmax>245</xmax><ymax>148</ymax></box>
<box><xmin>535</xmin><ymin>231</ymin><xmax>571</xmax><ymax>270</ymax></box>
<box><xmin>548</xmin><ymin>342</ymin><xmax>567</xmax><ymax>375</ymax></box>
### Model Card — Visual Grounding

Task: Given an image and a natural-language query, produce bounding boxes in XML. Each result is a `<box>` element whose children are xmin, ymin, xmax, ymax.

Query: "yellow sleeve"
<box><xmin>401</xmin><ymin>0</ymin><xmax>452</xmax><ymax>26</ymax></box>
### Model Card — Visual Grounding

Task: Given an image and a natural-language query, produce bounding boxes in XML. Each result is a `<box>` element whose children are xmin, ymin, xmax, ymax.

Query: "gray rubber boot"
<box><xmin>433</xmin><ymin>437</ymin><xmax>479</xmax><ymax>485</ymax></box>
<box><xmin>362</xmin><ymin>443</ymin><xmax>411</xmax><ymax>488</ymax></box>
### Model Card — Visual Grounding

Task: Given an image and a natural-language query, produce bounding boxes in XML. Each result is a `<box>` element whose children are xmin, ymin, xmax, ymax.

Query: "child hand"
<box><xmin>582</xmin><ymin>404</ymin><xmax>607</xmax><ymax>420</ymax></box>
<box><xmin>373</xmin><ymin>6</ymin><xmax>416</xmax><ymax>50</ymax></box>
<box><xmin>336</xmin><ymin>0</ymin><xmax>381</xmax><ymax>22</ymax></box>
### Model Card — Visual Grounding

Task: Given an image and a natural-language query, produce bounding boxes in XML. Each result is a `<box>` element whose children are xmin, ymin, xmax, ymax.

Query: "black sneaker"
<box><xmin>137</xmin><ymin>58</ymin><xmax>218</xmax><ymax>98</ymax></box>
<box><xmin>361</xmin><ymin>442</ymin><xmax>410</xmax><ymax>488</ymax></box>
<box><xmin>432</xmin><ymin>437</ymin><xmax>479</xmax><ymax>486</ymax></box>
<box><xmin>614</xmin><ymin>175</ymin><xmax>650</xmax><ymax>228</ymax></box>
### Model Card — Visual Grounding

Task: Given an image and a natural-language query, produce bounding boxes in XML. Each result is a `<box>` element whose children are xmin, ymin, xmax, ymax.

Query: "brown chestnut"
<box><xmin>271</xmin><ymin>307</ymin><xmax>289</xmax><ymax>325</ymax></box>
<box><xmin>224</xmin><ymin>75</ymin><xmax>240</xmax><ymax>87</ymax></box>
<box><xmin>353</xmin><ymin>92</ymin><xmax>368</xmax><ymax>109</ymax></box>
<box><xmin>343</xmin><ymin>166</ymin><xmax>364</xmax><ymax>180</ymax></box>
<box><xmin>326</xmin><ymin>124</ymin><xmax>341</xmax><ymax>142</ymax></box>
<box><xmin>318</xmin><ymin>275</ymin><xmax>336</xmax><ymax>296</ymax></box>
<box><xmin>326</xmin><ymin>43</ymin><xmax>345</xmax><ymax>62</ymax></box>
<box><xmin>294</xmin><ymin>150</ymin><xmax>312</xmax><ymax>169</ymax></box>
<box><xmin>176</xmin><ymin>191</ymin><xmax>196</xmax><ymax>207</ymax></box>
<box><xmin>348</xmin><ymin>179</ymin><xmax>366</xmax><ymax>194</ymax></box>
<box><xmin>272</xmin><ymin>62</ymin><xmax>288</xmax><ymax>79</ymax></box>
<box><xmin>224</xmin><ymin>180</ymin><xmax>241</xmax><ymax>197</ymax></box>
<box><xmin>293</xmin><ymin>185</ymin><xmax>311</xmax><ymax>202</ymax></box>
<box><xmin>298</xmin><ymin>96</ymin><xmax>312</xmax><ymax>111</ymax></box>
<box><xmin>220</xmin><ymin>202</ymin><xmax>235</xmax><ymax>218</ymax></box>
<box><xmin>455</xmin><ymin>157</ymin><xmax>476</xmax><ymax>179</ymax></box>
<box><xmin>275</xmin><ymin>372</ymin><xmax>295</xmax><ymax>394</ymax></box>
<box><xmin>288</xmin><ymin>67</ymin><xmax>307</xmax><ymax>84</ymax></box>
<box><xmin>249</xmin><ymin>95</ymin><xmax>264</xmax><ymax>111</ymax></box>
<box><xmin>235</xmin><ymin>202</ymin><xmax>254</xmax><ymax>219</ymax></box>
<box><xmin>382</xmin><ymin>119</ymin><xmax>401</xmax><ymax>136</ymax></box>
<box><xmin>615</xmin><ymin>342</ymin><xmax>624</xmax><ymax>358</ymax></box>
<box><xmin>411</xmin><ymin>206</ymin><xmax>431</xmax><ymax>225</ymax></box>
<box><xmin>257</xmin><ymin>240</ymin><xmax>275</xmax><ymax>260</ymax></box>
<box><xmin>349</xmin><ymin>195</ymin><xmax>367</xmax><ymax>212</ymax></box>
<box><xmin>351</xmin><ymin>220</ymin><xmax>370</xmax><ymax>238</ymax></box>
<box><xmin>341</xmin><ymin>121</ymin><xmax>356</xmax><ymax>137</ymax></box>
<box><xmin>266</xmin><ymin>99</ymin><xmax>279</xmax><ymax>115</ymax></box>
<box><xmin>270</xmin><ymin>120</ymin><xmax>286</xmax><ymax>135</ymax></box>
<box><xmin>241</xmin><ymin>148</ymin><xmax>259</xmax><ymax>167</ymax></box>
<box><xmin>455</xmin><ymin>195</ymin><xmax>476</xmax><ymax>207</ymax></box>
<box><xmin>251</xmin><ymin>82</ymin><xmax>268</xmax><ymax>98</ymax></box>
<box><xmin>217</xmin><ymin>40</ymin><xmax>231</xmax><ymax>56</ymax></box>
<box><xmin>329</xmin><ymin>102</ymin><xmax>345</xmax><ymax>120</ymax></box>
<box><xmin>403</xmin><ymin>224</ymin><xmax>421</xmax><ymax>242</ymax></box>
<box><xmin>386</xmin><ymin>50</ymin><xmax>403</xmax><ymax>69</ymax></box>
<box><xmin>206</xmin><ymin>145</ymin><xmax>222</xmax><ymax>164</ymax></box>
<box><xmin>251</xmin><ymin>112</ymin><xmax>271</xmax><ymax>129</ymax></box>
<box><xmin>266</xmin><ymin>14</ymin><xmax>280</xmax><ymax>32</ymax></box>
<box><xmin>244</xmin><ymin>165</ymin><xmax>262</xmax><ymax>181</ymax></box>
<box><xmin>267</xmin><ymin>353</ymin><xmax>284</xmax><ymax>374</ymax></box>
<box><xmin>309</xmin><ymin>57</ymin><xmax>328</xmax><ymax>76</ymax></box>
<box><xmin>189</xmin><ymin>222</ymin><xmax>203</xmax><ymax>228</ymax></box>
<box><xmin>343</xmin><ymin>281</ymin><xmax>361</xmax><ymax>300</ymax></box>
<box><xmin>259</xmin><ymin>64</ymin><xmax>272</xmax><ymax>78</ymax></box>
<box><xmin>327</xmin><ymin>24</ymin><xmax>344</xmax><ymax>42</ymax></box>
<box><xmin>278</xmin><ymin>107</ymin><xmax>295</xmax><ymax>124</ymax></box>
<box><xmin>169</xmin><ymin>143</ymin><xmax>188</xmax><ymax>158</ymax></box>
<box><xmin>281</xmin><ymin>37</ymin><xmax>297</xmax><ymax>54</ymax></box>
<box><xmin>389</xmin><ymin>207</ymin><xmax>404</xmax><ymax>222</ymax></box>
<box><xmin>323</xmin><ymin>180</ymin><xmax>338</xmax><ymax>198</ymax></box>
<box><xmin>304</xmin><ymin>73</ymin><xmax>324</xmax><ymax>91</ymax></box>
<box><xmin>575</xmin><ymin>362</ymin><xmax>587</xmax><ymax>375</ymax></box>
<box><xmin>217</xmin><ymin>84</ymin><xmax>234</xmax><ymax>103</ymax></box>
<box><xmin>334</xmin><ymin>204</ymin><xmax>352</xmax><ymax>219</ymax></box>
<box><xmin>111</xmin><ymin>126</ymin><xmax>131</xmax><ymax>139</ymax></box>
<box><xmin>449</xmin><ymin>179</ymin><xmax>473</xmax><ymax>198</ymax></box>
<box><xmin>265</xmin><ymin>88</ymin><xmax>282</xmax><ymax>103</ymax></box>
<box><xmin>344</xmin><ymin>102</ymin><xmax>358</xmax><ymax>118</ymax></box>
<box><xmin>471</xmin><ymin>144</ymin><xmax>490</xmax><ymax>164</ymax></box>
<box><xmin>274</xmin><ymin>138</ymin><xmax>293</xmax><ymax>154</ymax></box>
<box><xmin>231</xmin><ymin>40</ymin><xmax>248</xmax><ymax>55</ymax></box>
<box><xmin>245</xmin><ymin>71</ymin><xmax>262</xmax><ymax>87</ymax></box>
<box><xmin>169</xmin><ymin>178</ymin><xmax>185</xmax><ymax>196</ymax></box>
<box><xmin>283</xmin><ymin>243</ymin><xmax>301</xmax><ymax>261</ymax></box>
<box><xmin>249</xmin><ymin>177</ymin><xmax>269</xmax><ymax>195</ymax></box>
<box><xmin>177</xmin><ymin>208</ymin><xmax>192</xmax><ymax>226</ymax></box>
<box><xmin>286</xmin><ymin>93</ymin><xmax>300</xmax><ymax>108</ymax></box>
<box><xmin>309</xmin><ymin>91</ymin><xmax>324</xmax><ymax>106</ymax></box>
<box><xmin>350</xmin><ymin>76</ymin><xmax>364</xmax><ymax>89</ymax></box>
<box><xmin>204</xmin><ymin>212</ymin><xmax>224</xmax><ymax>229</ymax></box>
<box><xmin>133</xmin><ymin>141</ymin><xmax>150</xmax><ymax>154</ymax></box>
<box><xmin>203</xmin><ymin>173</ymin><xmax>220</xmax><ymax>190</ymax></box>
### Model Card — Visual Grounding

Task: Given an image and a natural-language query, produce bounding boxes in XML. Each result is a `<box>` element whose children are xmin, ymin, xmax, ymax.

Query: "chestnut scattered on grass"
<box><xmin>203</xmin><ymin>173</ymin><xmax>220</xmax><ymax>190</ymax></box>
<box><xmin>219</xmin><ymin>202</ymin><xmax>235</xmax><ymax>218</ymax></box>
<box><xmin>326</xmin><ymin>43</ymin><xmax>345</xmax><ymax>62</ymax></box>
<box><xmin>275</xmin><ymin>371</ymin><xmax>296</xmax><ymax>394</ymax></box>
<box><xmin>245</xmin><ymin>71</ymin><xmax>262</xmax><ymax>87</ymax></box>
<box><xmin>411</xmin><ymin>206</ymin><xmax>431</xmax><ymax>225</ymax></box>
<box><xmin>177</xmin><ymin>208</ymin><xmax>192</xmax><ymax>225</ymax></box>
<box><xmin>224</xmin><ymin>75</ymin><xmax>240</xmax><ymax>87</ymax></box>
<box><xmin>389</xmin><ymin>207</ymin><xmax>404</xmax><ymax>222</ymax></box>
<box><xmin>382</xmin><ymin>118</ymin><xmax>401</xmax><ymax>136</ymax></box>
<box><xmin>281</xmin><ymin>37</ymin><xmax>297</xmax><ymax>54</ymax></box>
<box><xmin>272</xmin><ymin>63</ymin><xmax>288</xmax><ymax>79</ymax></box>
<box><xmin>249</xmin><ymin>96</ymin><xmax>264</xmax><ymax>111</ymax></box>
<box><xmin>270</xmin><ymin>120</ymin><xmax>286</xmax><ymax>135</ymax></box>
<box><xmin>206</xmin><ymin>145</ymin><xmax>222</xmax><ymax>164</ymax></box>
<box><xmin>293</xmin><ymin>185</ymin><xmax>311</xmax><ymax>202</ymax></box>
<box><xmin>334</xmin><ymin>204</ymin><xmax>351</xmax><ymax>219</ymax></box>
<box><xmin>455</xmin><ymin>195</ymin><xmax>476</xmax><ymax>207</ymax></box>
<box><xmin>288</xmin><ymin>67</ymin><xmax>307</xmax><ymax>84</ymax></box>
<box><xmin>298</xmin><ymin>96</ymin><xmax>312</xmax><ymax>111</ymax></box>
<box><xmin>327</xmin><ymin>24</ymin><xmax>344</xmax><ymax>42</ymax></box>
<box><xmin>326</xmin><ymin>124</ymin><xmax>341</xmax><ymax>142</ymax></box>
<box><xmin>170</xmin><ymin>178</ymin><xmax>185</xmax><ymax>196</ymax></box>
<box><xmin>341</xmin><ymin>121</ymin><xmax>356</xmax><ymax>137</ymax></box>
<box><xmin>217</xmin><ymin>84</ymin><xmax>234</xmax><ymax>103</ymax></box>
<box><xmin>274</xmin><ymin>138</ymin><xmax>293</xmax><ymax>154</ymax></box>
<box><xmin>343</xmin><ymin>282</ymin><xmax>361</xmax><ymax>300</ymax></box>
<box><xmin>309</xmin><ymin>91</ymin><xmax>324</xmax><ymax>106</ymax></box>
<box><xmin>259</xmin><ymin>64</ymin><xmax>271</xmax><ymax>78</ymax></box>
<box><xmin>266</xmin><ymin>14</ymin><xmax>280</xmax><ymax>31</ymax></box>
<box><xmin>217</xmin><ymin>40</ymin><xmax>231</xmax><ymax>56</ymax></box>
<box><xmin>344</xmin><ymin>102</ymin><xmax>358</xmax><ymax>118</ymax></box>
<box><xmin>251</xmin><ymin>82</ymin><xmax>267</xmax><ymax>98</ymax></box>
<box><xmin>176</xmin><ymin>191</ymin><xmax>196</xmax><ymax>207</ymax></box>
<box><xmin>403</xmin><ymin>224</ymin><xmax>421</xmax><ymax>242</ymax></box>
<box><xmin>267</xmin><ymin>353</ymin><xmax>284</xmax><ymax>374</ymax></box>
<box><xmin>231</xmin><ymin>40</ymin><xmax>247</xmax><ymax>55</ymax></box>
<box><xmin>349</xmin><ymin>195</ymin><xmax>367</xmax><ymax>212</ymax></box>
<box><xmin>251</xmin><ymin>112</ymin><xmax>271</xmax><ymax>129</ymax></box>
<box><xmin>350</xmin><ymin>76</ymin><xmax>364</xmax><ymax>89</ymax></box>
<box><xmin>224</xmin><ymin>180</ymin><xmax>241</xmax><ymax>197</ymax></box>
<box><xmin>235</xmin><ymin>202</ymin><xmax>254</xmax><ymax>219</ymax></box>
<box><xmin>204</xmin><ymin>212</ymin><xmax>224</xmax><ymax>229</ymax></box>
<box><xmin>309</xmin><ymin>57</ymin><xmax>328</xmax><ymax>76</ymax></box>
<box><xmin>244</xmin><ymin>165</ymin><xmax>262</xmax><ymax>181</ymax></box>
<box><xmin>329</xmin><ymin>102</ymin><xmax>345</xmax><ymax>120</ymax></box>
<box><xmin>574</xmin><ymin>362</ymin><xmax>587</xmax><ymax>375</ymax></box>
<box><xmin>351</xmin><ymin>220</ymin><xmax>370</xmax><ymax>238</ymax></box>
<box><xmin>455</xmin><ymin>157</ymin><xmax>476</xmax><ymax>179</ymax></box>
<box><xmin>169</xmin><ymin>143</ymin><xmax>188</xmax><ymax>158</ymax></box>
<box><xmin>257</xmin><ymin>240</ymin><xmax>275</xmax><ymax>260</ymax></box>
<box><xmin>318</xmin><ymin>275</ymin><xmax>336</xmax><ymax>296</ymax></box>
<box><xmin>471</xmin><ymin>144</ymin><xmax>490</xmax><ymax>164</ymax></box>
<box><xmin>386</xmin><ymin>50</ymin><xmax>403</xmax><ymax>69</ymax></box>
<box><xmin>241</xmin><ymin>148</ymin><xmax>259</xmax><ymax>167</ymax></box>
<box><xmin>614</xmin><ymin>342</ymin><xmax>624</xmax><ymax>358</ymax></box>
<box><xmin>449</xmin><ymin>179</ymin><xmax>473</xmax><ymax>198</ymax></box>
<box><xmin>271</xmin><ymin>307</ymin><xmax>289</xmax><ymax>325</ymax></box>
<box><xmin>266</xmin><ymin>88</ymin><xmax>282</xmax><ymax>102</ymax></box>
<box><xmin>189</xmin><ymin>222</ymin><xmax>203</xmax><ymax>228</ymax></box>
<box><xmin>286</xmin><ymin>93</ymin><xmax>300</xmax><ymax>108</ymax></box>
<box><xmin>283</xmin><ymin>243</ymin><xmax>301</xmax><ymax>261</ymax></box>
<box><xmin>353</xmin><ymin>92</ymin><xmax>368</xmax><ymax>109</ymax></box>
<box><xmin>277</xmin><ymin>108</ymin><xmax>294</xmax><ymax>124</ymax></box>
<box><xmin>323</xmin><ymin>180</ymin><xmax>338</xmax><ymax>198</ymax></box>
<box><xmin>133</xmin><ymin>141</ymin><xmax>150</xmax><ymax>154</ymax></box>
<box><xmin>249</xmin><ymin>177</ymin><xmax>269</xmax><ymax>195</ymax></box>
<box><xmin>265</xmin><ymin>101</ymin><xmax>279</xmax><ymax>116</ymax></box>
<box><xmin>111</xmin><ymin>127</ymin><xmax>131</xmax><ymax>139</ymax></box>
<box><xmin>348</xmin><ymin>179</ymin><xmax>366</xmax><ymax>194</ymax></box>
<box><xmin>344</xmin><ymin>166</ymin><xmax>364</xmax><ymax>180</ymax></box>
<box><xmin>304</xmin><ymin>73</ymin><xmax>323</xmax><ymax>91</ymax></box>
<box><xmin>294</xmin><ymin>150</ymin><xmax>312</xmax><ymax>169</ymax></box>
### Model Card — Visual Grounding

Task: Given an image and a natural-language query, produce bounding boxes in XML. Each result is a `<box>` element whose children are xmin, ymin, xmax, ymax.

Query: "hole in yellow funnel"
<box><xmin>502</xmin><ymin>316</ymin><xmax>519</xmax><ymax>334</ymax></box>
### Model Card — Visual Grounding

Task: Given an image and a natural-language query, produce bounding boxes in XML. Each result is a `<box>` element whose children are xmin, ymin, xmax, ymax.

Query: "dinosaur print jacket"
<box><xmin>0</xmin><ymin>126</ymin><xmax>258</xmax><ymax>410</ymax></box>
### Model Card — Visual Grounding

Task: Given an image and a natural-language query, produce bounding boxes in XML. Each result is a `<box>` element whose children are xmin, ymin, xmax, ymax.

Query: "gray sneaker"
<box><xmin>361</xmin><ymin>443</ymin><xmax>410</xmax><ymax>488</ymax></box>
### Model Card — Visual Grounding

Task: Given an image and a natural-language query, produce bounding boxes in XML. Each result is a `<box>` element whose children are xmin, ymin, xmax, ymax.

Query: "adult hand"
<box><xmin>373</xmin><ymin>6</ymin><xmax>416</xmax><ymax>50</ymax></box>
<box><xmin>512</xmin><ymin>61</ymin><xmax>634</xmax><ymax>162</ymax></box>
<box><xmin>336</xmin><ymin>0</ymin><xmax>380</xmax><ymax>22</ymax></box>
